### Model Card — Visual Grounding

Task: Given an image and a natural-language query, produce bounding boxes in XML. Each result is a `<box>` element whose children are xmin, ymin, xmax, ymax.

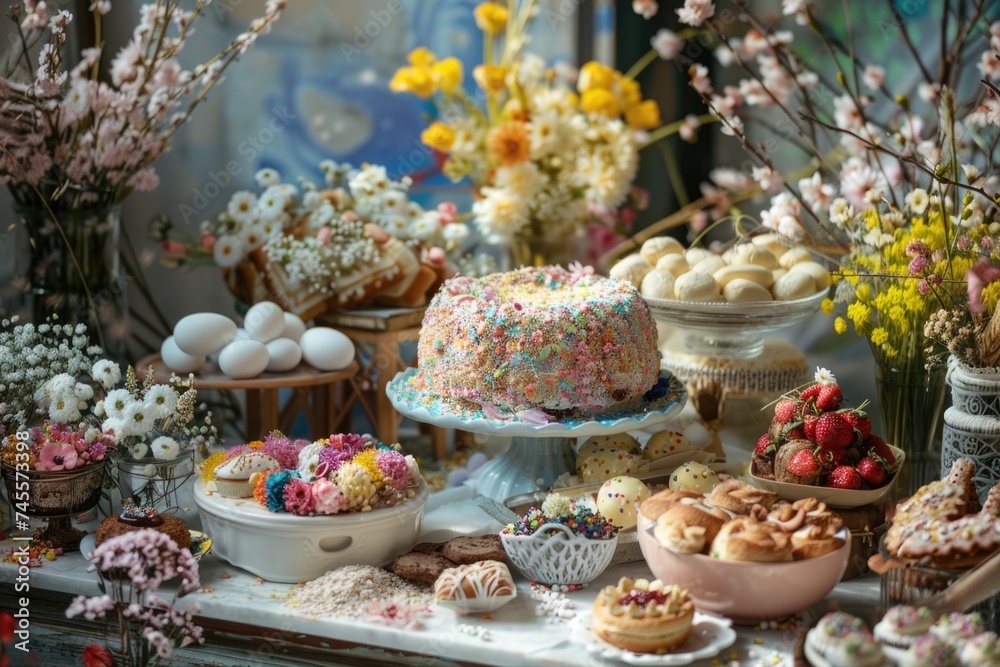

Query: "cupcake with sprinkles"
<box><xmin>929</xmin><ymin>612</ymin><xmax>985</xmax><ymax>644</ymax></box>
<box><xmin>960</xmin><ymin>632</ymin><xmax>1000</xmax><ymax>667</ymax></box>
<box><xmin>874</xmin><ymin>605</ymin><xmax>934</xmax><ymax>648</ymax></box>
<box><xmin>901</xmin><ymin>634</ymin><xmax>959</xmax><ymax>667</ymax></box>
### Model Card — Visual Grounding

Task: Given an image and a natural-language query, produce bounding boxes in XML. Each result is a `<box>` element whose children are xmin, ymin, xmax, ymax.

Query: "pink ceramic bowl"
<box><xmin>636</xmin><ymin>513</ymin><xmax>850</xmax><ymax>623</ymax></box>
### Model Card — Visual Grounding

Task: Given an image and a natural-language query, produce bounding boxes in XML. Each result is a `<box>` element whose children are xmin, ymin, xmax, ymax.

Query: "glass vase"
<box><xmin>13</xmin><ymin>201</ymin><xmax>127</xmax><ymax>361</ymax></box>
<box><xmin>111</xmin><ymin>450</ymin><xmax>196</xmax><ymax>515</ymax></box>
<box><xmin>872</xmin><ymin>354</ymin><xmax>948</xmax><ymax>498</ymax></box>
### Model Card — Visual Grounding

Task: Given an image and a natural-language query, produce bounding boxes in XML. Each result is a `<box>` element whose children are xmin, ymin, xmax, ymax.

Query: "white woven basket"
<box><xmin>500</xmin><ymin>522</ymin><xmax>618</xmax><ymax>585</ymax></box>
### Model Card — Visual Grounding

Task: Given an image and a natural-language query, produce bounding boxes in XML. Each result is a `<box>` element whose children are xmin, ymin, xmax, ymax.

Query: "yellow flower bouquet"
<box><xmin>390</xmin><ymin>1</ymin><xmax>709</xmax><ymax>258</ymax></box>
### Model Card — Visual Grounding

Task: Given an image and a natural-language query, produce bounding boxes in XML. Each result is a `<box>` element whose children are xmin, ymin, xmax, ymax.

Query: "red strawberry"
<box><xmin>841</xmin><ymin>410</ymin><xmax>872</xmax><ymax>439</ymax></box>
<box><xmin>773</xmin><ymin>399</ymin><xmax>799</xmax><ymax>425</ymax></box>
<box><xmin>857</xmin><ymin>456</ymin><xmax>888</xmax><ymax>487</ymax></box>
<box><xmin>803</xmin><ymin>414</ymin><xmax>819</xmax><ymax>442</ymax></box>
<box><xmin>863</xmin><ymin>434</ymin><xmax>896</xmax><ymax>465</ymax></box>
<box><xmin>816</xmin><ymin>384</ymin><xmax>843</xmax><ymax>411</ymax></box>
<box><xmin>826</xmin><ymin>465</ymin><xmax>862</xmax><ymax>490</ymax></box>
<box><xmin>785</xmin><ymin>424</ymin><xmax>806</xmax><ymax>440</ymax></box>
<box><xmin>755</xmin><ymin>433</ymin><xmax>775</xmax><ymax>456</ymax></box>
<box><xmin>814</xmin><ymin>412</ymin><xmax>855</xmax><ymax>450</ymax></box>
<box><xmin>800</xmin><ymin>384</ymin><xmax>822</xmax><ymax>402</ymax></box>
<box><xmin>786</xmin><ymin>448</ymin><xmax>820</xmax><ymax>477</ymax></box>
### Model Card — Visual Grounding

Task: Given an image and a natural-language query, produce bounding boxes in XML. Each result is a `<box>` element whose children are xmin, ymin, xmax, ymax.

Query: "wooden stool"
<box><xmin>321</xmin><ymin>308</ymin><xmax>448</xmax><ymax>458</ymax></box>
<box><xmin>136</xmin><ymin>355</ymin><xmax>359</xmax><ymax>441</ymax></box>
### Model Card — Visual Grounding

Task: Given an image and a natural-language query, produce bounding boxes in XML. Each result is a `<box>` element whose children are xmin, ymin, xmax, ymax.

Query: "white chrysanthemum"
<box><xmin>408</xmin><ymin>215</ymin><xmax>441</xmax><ymax>242</ymax></box>
<box><xmin>814</xmin><ymin>367</ymin><xmax>836</xmax><ymax>385</ymax></box>
<box><xmin>541</xmin><ymin>493</ymin><xmax>572</xmax><ymax>520</ymax></box>
<box><xmin>227</xmin><ymin>191</ymin><xmax>258</xmax><ymax>225</ymax></box>
<box><xmin>129</xmin><ymin>442</ymin><xmax>149</xmax><ymax>460</ymax></box>
<box><xmin>213</xmin><ymin>234</ymin><xmax>247</xmax><ymax>268</ymax></box>
<box><xmin>405</xmin><ymin>201</ymin><xmax>424</xmax><ymax>221</ymax></box>
<box><xmin>48</xmin><ymin>391</ymin><xmax>82</xmax><ymax>423</ymax></box>
<box><xmin>151</xmin><ymin>436</ymin><xmax>181</xmax><ymax>461</ymax></box>
<box><xmin>377</xmin><ymin>190</ymin><xmax>409</xmax><ymax>215</ymax></box>
<box><xmin>254</xmin><ymin>167</ymin><xmax>281</xmax><ymax>188</ymax></box>
<box><xmin>91</xmin><ymin>359</ymin><xmax>121</xmax><ymax>390</ymax></box>
<box><xmin>828</xmin><ymin>198</ymin><xmax>853</xmax><ymax>228</ymax></box>
<box><xmin>442</xmin><ymin>222</ymin><xmax>470</xmax><ymax>243</ymax></box>
<box><xmin>381</xmin><ymin>215</ymin><xmax>410</xmax><ymax>236</ymax></box>
<box><xmin>144</xmin><ymin>385</ymin><xmax>178</xmax><ymax>420</ymax></box>
<box><xmin>257</xmin><ymin>188</ymin><xmax>288</xmax><ymax>219</ymax></box>
<box><xmin>241</xmin><ymin>224</ymin><xmax>267</xmax><ymax>251</ymax></box>
<box><xmin>297</xmin><ymin>442</ymin><xmax>326</xmax><ymax>482</ymax></box>
<box><xmin>103</xmin><ymin>388</ymin><xmax>134</xmax><ymax>420</ymax></box>
<box><xmin>122</xmin><ymin>401</ymin><xmax>155</xmax><ymax>437</ymax></box>
<box><xmin>528</xmin><ymin>111</ymin><xmax>564</xmax><ymax>158</ymax></box>
<box><xmin>904</xmin><ymin>188</ymin><xmax>929</xmax><ymax>216</ymax></box>
<box><xmin>494</xmin><ymin>162</ymin><xmax>542</xmax><ymax>198</ymax></box>
<box><xmin>472</xmin><ymin>187</ymin><xmax>529</xmax><ymax>242</ymax></box>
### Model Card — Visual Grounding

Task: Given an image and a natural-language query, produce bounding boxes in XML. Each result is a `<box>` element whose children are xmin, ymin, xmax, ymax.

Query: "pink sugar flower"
<box><xmin>283</xmin><ymin>478</ymin><xmax>314</xmax><ymax>515</ymax></box>
<box><xmin>36</xmin><ymin>441</ymin><xmax>79</xmax><ymax>471</ymax></box>
<box><xmin>312</xmin><ymin>478</ymin><xmax>348</xmax><ymax>514</ymax></box>
<box><xmin>376</xmin><ymin>451</ymin><xmax>410</xmax><ymax>490</ymax></box>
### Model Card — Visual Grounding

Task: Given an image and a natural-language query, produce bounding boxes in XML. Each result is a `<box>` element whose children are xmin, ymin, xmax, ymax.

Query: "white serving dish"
<box><xmin>194</xmin><ymin>477</ymin><xmax>428</xmax><ymax>583</ymax></box>
<box><xmin>747</xmin><ymin>445</ymin><xmax>904</xmax><ymax>509</ymax></box>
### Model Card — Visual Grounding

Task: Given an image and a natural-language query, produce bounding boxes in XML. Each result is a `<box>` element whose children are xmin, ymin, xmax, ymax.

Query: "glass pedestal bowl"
<box><xmin>644</xmin><ymin>290</ymin><xmax>828</xmax><ymax>360</ymax></box>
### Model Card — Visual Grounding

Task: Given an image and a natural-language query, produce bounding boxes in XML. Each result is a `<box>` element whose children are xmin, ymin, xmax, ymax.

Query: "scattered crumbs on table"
<box><xmin>754</xmin><ymin>636</ymin><xmax>764</xmax><ymax>644</ymax></box>
<box><xmin>457</xmin><ymin>624</ymin><xmax>492</xmax><ymax>641</ymax></box>
<box><xmin>256</xmin><ymin>577</ymin><xmax>264</xmax><ymax>584</ymax></box>
<box><xmin>202</xmin><ymin>587</ymin><xmax>214</xmax><ymax>593</ymax></box>
<box><xmin>220</xmin><ymin>573</ymin><xmax>231</xmax><ymax>579</ymax></box>
<box><xmin>285</xmin><ymin>565</ymin><xmax>431</xmax><ymax>618</ymax></box>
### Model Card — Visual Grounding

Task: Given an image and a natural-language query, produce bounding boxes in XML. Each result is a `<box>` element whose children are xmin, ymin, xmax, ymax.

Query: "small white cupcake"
<box><xmin>212</xmin><ymin>452</ymin><xmax>280</xmax><ymax>497</ymax></box>
<box><xmin>808</xmin><ymin>612</ymin><xmax>869</xmax><ymax>656</ymax></box>
<box><xmin>960</xmin><ymin>632</ymin><xmax>1000</xmax><ymax>667</ymax></box>
<box><xmin>902</xmin><ymin>635</ymin><xmax>959</xmax><ymax>667</ymax></box>
<box><xmin>930</xmin><ymin>612</ymin><xmax>985</xmax><ymax>644</ymax></box>
<box><xmin>874</xmin><ymin>605</ymin><xmax>933</xmax><ymax>648</ymax></box>
<box><xmin>825</xmin><ymin>631</ymin><xmax>884</xmax><ymax>667</ymax></box>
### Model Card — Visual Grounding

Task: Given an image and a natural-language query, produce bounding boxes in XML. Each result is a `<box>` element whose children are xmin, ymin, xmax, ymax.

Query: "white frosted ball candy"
<box><xmin>300</xmin><ymin>327</ymin><xmax>355</xmax><ymax>371</ymax></box>
<box><xmin>723</xmin><ymin>278</ymin><xmax>774</xmax><ymax>303</ymax></box>
<box><xmin>160</xmin><ymin>336</ymin><xmax>205</xmax><ymax>374</ymax></box>
<box><xmin>772</xmin><ymin>268</ymin><xmax>788</xmax><ymax>284</ymax></box>
<box><xmin>668</xmin><ymin>461</ymin><xmax>721</xmax><ymax>494</ymax></box>
<box><xmin>265</xmin><ymin>338</ymin><xmax>302</xmax><ymax>372</ymax></box>
<box><xmin>778</xmin><ymin>246</ymin><xmax>813</xmax><ymax>269</ymax></box>
<box><xmin>713</xmin><ymin>263</ymin><xmax>775</xmax><ymax>289</ymax></box>
<box><xmin>281</xmin><ymin>312</ymin><xmax>307</xmax><ymax>342</ymax></box>
<box><xmin>244</xmin><ymin>301</ymin><xmax>284</xmax><ymax>343</ymax></box>
<box><xmin>673</xmin><ymin>271</ymin><xmax>720</xmax><ymax>301</ymax></box>
<box><xmin>750</xmin><ymin>233</ymin><xmax>790</xmax><ymax>259</ymax></box>
<box><xmin>640</xmin><ymin>236</ymin><xmax>684</xmax><ymax>264</ymax></box>
<box><xmin>640</xmin><ymin>269</ymin><xmax>675</xmax><ymax>300</ymax></box>
<box><xmin>730</xmin><ymin>243</ymin><xmax>779</xmax><ymax>269</ymax></box>
<box><xmin>788</xmin><ymin>261</ymin><xmax>831</xmax><ymax>290</ymax></box>
<box><xmin>576</xmin><ymin>434</ymin><xmax>639</xmax><ymax>470</ymax></box>
<box><xmin>691</xmin><ymin>255</ymin><xmax>727</xmax><ymax>276</ymax></box>
<box><xmin>577</xmin><ymin>448</ymin><xmax>643</xmax><ymax>483</ymax></box>
<box><xmin>609</xmin><ymin>254</ymin><xmax>653</xmax><ymax>287</ymax></box>
<box><xmin>218</xmin><ymin>339</ymin><xmax>269</xmax><ymax>379</ymax></box>
<box><xmin>643</xmin><ymin>430</ymin><xmax>694</xmax><ymax>461</ymax></box>
<box><xmin>685</xmin><ymin>247</ymin><xmax>713</xmax><ymax>266</ymax></box>
<box><xmin>173</xmin><ymin>313</ymin><xmax>237</xmax><ymax>356</ymax></box>
<box><xmin>655</xmin><ymin>253</ymin><xmax>689</xmax><ymax>278</ymax></box>
<box><xmin>597</xmin><ymin>476</ymin><xmax>651</xmax><ymax>530</ymax></box>
<box><xmin>772</xmin><ymin>270</ymin><xmax>817</xmax><ymax>301</ymax></box>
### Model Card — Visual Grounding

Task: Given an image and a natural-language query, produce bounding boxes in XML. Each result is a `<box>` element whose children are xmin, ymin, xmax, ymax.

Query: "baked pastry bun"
<box><xmin>639</xmin><ymin>489</ymin><xmax>701</xmax><ymax>522</ymax></box>
<box><xmin>592</xmin><ymin>577</ymin><xmax>695</xmax><ymax>654</ymax></box>
<box><xmin>653</xmin><ymin>499</ymin><xmax>729</xmax><ymax>554</ymax></box>
<box><xmin>710</xmin><ymin>518</ymin><xmax>793</xmax><ymax>562</ymax></box>
<box><xmin>434</xmin><ymin>561</ymin><xmax>516</xmax><ymax>611</ymax></box>
<box><xmin>707</xmin><ymin>478</ymin><xmax>778</xmax><ymax>516</ymax></box>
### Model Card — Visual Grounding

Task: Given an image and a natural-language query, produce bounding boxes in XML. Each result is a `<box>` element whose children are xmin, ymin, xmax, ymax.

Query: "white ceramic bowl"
<box><xmin>500</xmin><ymin>522</ymin><xmax>618</xmax><ymax>585</ymax></box>
<box><xmin>194</xmin><ymin>478</ymin><xmax>428</xmax><ymax>583</ymax></box>
<box><xmin>636</xmin><ymin>513</ymin><xmax>850</xmax><ymax>623</ymax></box>
<box><xmin>747</xmin><ymin>445</ymin><xmax>905</xmax><ymax>509</ymax></box>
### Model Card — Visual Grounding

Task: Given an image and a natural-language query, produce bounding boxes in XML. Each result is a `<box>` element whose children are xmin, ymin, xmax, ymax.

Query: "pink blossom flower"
<box><xmin>437</xmin><ymin>202</ymin><xmax>457</xmax><ymax>224</ymax></box>
<box><xmin>36</xmin><ymin>441</ymin><xmax>79</xmax><ymax>471</ymax></box>
<box><xmin>282</xmin><ymin>478</ymin><xmax>314</xmax><ymax>515</ymax></box>
<box><xmin>651</xmin><ymin>29</ymin><xmax>681</xmax><ymax>60</ymax></box>
<box><xmin>316</xmin><ymin>226</ymin><xmax>333</xmax><ymax>245</ymax></box>
<box><xmin>906</xmin><ymin>240</ymin><xmax>929</xmax><ymax>257</ymax></box>
<box><xmin>908</xmin><ymin>256</ymin><xmax>928</xmax><ymax>275</ymax></box>
<box><xmin>376</xmin><ymin>451</ymin><xmax>410</xmax><ymax>490</ymax></box>
<box><xmin>918</xmin><ymin>278</ymin><xmax>930</xmax><ymax>296</ymax></box>
<box><xmin>862</xmin><ymin>65</ymin><xmax>885</xmax><ymax>90</ymax></box>
<box><xmin>632</xmin><ymin>0</ymin><xmax>658</xmax><ymax>19</ymax></box>
<box><xmin>312</xmin><ymin>478</ymin><xmax>348</xmax><ymax>514</ymax></box>
<box><xmin>967</xmin><ymin>257</ymin><xmax>1000</xmax><ymax>313</ymax></box>
<box><xmin>676</xmin><ymin>0</ymin><xmax>714</xmax><ymax>27</ymax></box>
<box><xmin>688</xmin><ymin>64</ymin><xmax>713</xmax><ymax>95</ymax></box>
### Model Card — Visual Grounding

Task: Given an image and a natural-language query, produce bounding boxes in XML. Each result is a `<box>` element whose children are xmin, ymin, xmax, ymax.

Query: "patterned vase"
<box><xmin>942</xmin><ymin>359</ymin><xmax>1000</xmax><ymax>503</ymax></box>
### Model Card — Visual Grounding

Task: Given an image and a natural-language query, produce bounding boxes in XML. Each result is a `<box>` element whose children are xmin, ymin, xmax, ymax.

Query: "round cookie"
<box><xmin>690</xmin><ymin>255</ymin><xmax>727</xmax><ymax>276</ymax></box>
<box><xmin>778</xmin><ymin>246</ymin><xmax>813</xmax><ymax>269</ymax></box>
<box><xmin>640</xmin><ymin>269</ymin><xmax>675</xmax><ymax>299</ymax></box>
<box><xmin>596</xmin><ymin>476</ymin><xmax>652</xmax><ymax>530</ymax></box>
<box><xmin>673</xmin><ymin>271</ymin><xmax>720</xmax><ymax>302</ymax></box>
<box><xmin>655</xmin><ymin>254</ymin><xmax>689</xmax><ymax>278</ymax></box>
<box><xmin>577</xmin><ymin>434</ymin><xmax>640</xmax><ymax>469</ymax></box>
<box><xmin>729</xmin><ymin>243</ymin><xmax>779</xmax><ymax>269</ymax></box>
<box><xmin>609</xmin><ymin>254</ymin><xmax>653</xmax><ymax>287</ymax></box>
<box><xmin>642</xmin><ymin>430</ymin><xmax>694</xmax><ymax>461</ymax></box>
<box><xmin>668</xmin><ymin>461</ymin><xmax>721</xmax><ymax>494</ymax></box>
<box><xmin>685</xmin><ymin>247</ymin><xmax>714</xmax><ymax>266</ymax></box>
<box><xmin>640</xmin><ymin>237</ymin><xmax>684</xmax><ymax>264</ymax></box>
<box><xmin>713</xmin><ymin>263</ymin><xmax>775</xmax><ymax>289</ymax></box>
<box><xmin>788</xmin><ymin>261</ymin><xmax>831</xmax><ymax>290</ymax></box>
<box><xmin>578</xmin><ymin>448</ymin><xmax>643</xmax><ymax>483</ymax></box>
<box><xmin>772</xmin><ymin>270</ymin><xmax>816</xmax><ymax>300</ymax></box>
<box><xmin>723</xmin><ymin>278</ymin><xmax>773</xmax><ymax>303</ymax></box>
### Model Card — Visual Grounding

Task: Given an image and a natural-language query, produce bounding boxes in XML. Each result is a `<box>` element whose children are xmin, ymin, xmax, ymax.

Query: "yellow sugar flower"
<box><xmin>351</xmin><ymin>448</ymin><xmax>384</xmax><ymax>484</ymax></box>
<box><xmin>821</xmin><ymin>298</ymin><xmax>835</xmax><ymax>315</ymax></box>
<box><xmin>834</xmin><ymin>317</ymin><xmax>848</xmax><ymax>334</ymax></box>
<box><xmin>581</xmin><ymin>88</ymin><xmax>621</xmax><ymax>118</ymax></box>
<box><xmin>200</xmin><ymin>451</ymin><xmax>227</xmax><ymax>483</ymax></box>
<box><xmin>473</xmin><ymin>64</ymin><xmax>508</xmax><ymax>94</ymax></box>
<box><xmin>390</xmin><ymin>66</ymin><xmax>435</xmax><ymax>98</ymax></box>
<box><xmin>577</xmin><ymin>61</ymin><xmax>617</xmax><ymax>93</ymax></box>
<box><xmin>407</xmin><ymin>47</ymin><xmax>437</xmax><ymax>67</ymax></box>
<box><xmin>432</xmin><ymin>57</ymin><xmax>463</xmax><ymax>94</ymax></box>
<box><xmin>421</xmin><ymin>122</ymin><xmax>457</xmax><ymax>152</ymax></box>
<box><xmin>474</xmin><ymin>2</ymin><xmax>508</xmax><ymax>34</ymax></box>
<box><xmin>625</xmin><ymin>99</ymin><xmax>661</xmax><ymax>129</ymax></box>
<box><xmin>618</xmin><ymin>78</ymin><xmax>642</xmax><ymax>109</ymax></box>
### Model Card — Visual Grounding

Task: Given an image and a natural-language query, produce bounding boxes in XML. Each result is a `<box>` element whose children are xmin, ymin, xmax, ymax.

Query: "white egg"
<box><xmin>281</xmin><ymin>312</ymin><xmax>306</xmax><ymax>342</ymax></box>
<box><xmin>173</xmin><ymin>313</ymin><xmax>237</xmax><ymax>356</ymax></box>
<box><xmin>265</xmin><ymin>338</ymin><xmax>302</xmax><ymax>372</ymax></box>
<box><xmin>218</xmin><ymin>340</ymin><xmax>269</xmax><ymax>379</ymax></box>
<box><xmin>244</xmin><ymin>301</ymin><xmax>284</xmax><ymax>343</ymax></box>
<box><xmin>300</xmin><ymin>327</ymin><xmax>355</xmax><ymax>371</ymax></box>
<box><xmin>160</xmin><ymin>336</ymin><xmax>205</xmax><ymax>374</ymax></box>
<box><xmin>234</xmin><ymin>328</ymin><xmax>251</xmax><ymax>340</ymax></box>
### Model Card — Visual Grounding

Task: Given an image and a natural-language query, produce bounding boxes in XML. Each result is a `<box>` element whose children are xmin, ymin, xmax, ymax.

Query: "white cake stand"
<box><xmin>386</xmin><ymin>368</ymin><xmax>687</xmax><ymax>501</ymax></box>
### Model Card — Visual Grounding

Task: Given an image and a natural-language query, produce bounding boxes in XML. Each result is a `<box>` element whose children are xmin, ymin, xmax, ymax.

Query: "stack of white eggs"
<box><xmin>160</xmin><ymin>301</ymin><xmax>355</xmax><ymax>379</ymax></box>
<box><xmin>611</xmin><ymin>234</ymin><xmax>830</xmax><ymax>303</ymax></box>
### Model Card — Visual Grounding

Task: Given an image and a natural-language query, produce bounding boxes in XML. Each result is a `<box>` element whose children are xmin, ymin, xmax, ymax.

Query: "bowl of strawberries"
<box><xmin>748</xmin><ymin>368</ymin><xmax>904</xmax><ymax>508</ymax></box>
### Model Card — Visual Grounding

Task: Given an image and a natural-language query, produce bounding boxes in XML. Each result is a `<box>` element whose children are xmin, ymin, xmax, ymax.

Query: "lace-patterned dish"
<box><xmin>570</xmin><ymin>610</ymin><xmax>737</xmax><ymax>665</ymax></box>
<box><xmin>500</xmin><ymin>522</ymin><xmax>618</xmax><ymax>586</ymax></box>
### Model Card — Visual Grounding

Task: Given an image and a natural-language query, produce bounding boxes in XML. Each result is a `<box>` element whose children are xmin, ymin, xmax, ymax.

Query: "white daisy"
<box><xmin>407</xmin><ymin>216</ymin><xmax>439</xmax><ymax>242</ymax></box>
<box><xmin>495</xmin><ymin>162</ymin><xmax>542</xmax><ymax>198</ymax></box>
<box><xmin>904</xmin><ymin>188</ymin><xmax>929</xmax><ymax>216</ymax></box>
<box><xmin>242</xmin><ymin>224</ymin><xmax>267</xmax><ymax>251</ymax></box>
<box><xmin>103</xmin><ymin>388</ymin><xmax>134</xmax><ymax>420</ymax></box>
<box><xmin>213</xmin><ymin>234</ymin><xmax>247</xmax><ymax>268</ymax></box>
<box><xmin>48</xmin><ymin>392</ymin><xmax>81</xmax><ymax>423</ymax></box>
<box><xmin>297</xmin><ymin>442</ymin><xmax>326</xmax><ymax>482</ymax></box>
<box><xmin>257</xmin><ymin>189</ymin><xmax>288</xmax><ymax>219</ymax></box>
<box><xmin>91</xmin><ymin>359</ymin><xmax>121</xmax><ymax>390</ymax></box>
<box><xmin>378</xmin><ymin>190</ymin><xmax>408</xmax><ymax>215</ymax></box>
<box><xmin>254</xmin><ymin>167</ymin><xmax>282</xmax><ymax>188</ymax></box>
<box><xmin>122</xmin><ymin>401</ymin><xmax>155</xmax><ymax>437</ymax></box>
<box><xmin>227</xmin><ymin>191</ymin><xmax>258</xmax><ymax>225</ymax></box>
<box><xmin>814</xmin><ymin>367</ymin><xmax>837</xmax><ymax>385</ymax></box>
<box><xmin>144</xmin><ymin>385</ymin><xmax>178</xmax><ymax>420</ymax></box>
<box><xmin>442</xmin><ymin>222</ymin><xmax>470</xmax><ymax>243</ymax></box>
<box><xmin>151</xmin><ymin>436</ymin><xmax>181</xmax><ymax>460</ymax></box>
<box><xmin>472</xmin><ymin>187</ymin><xmax>529</xmax><ymax>242</ymax></box>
